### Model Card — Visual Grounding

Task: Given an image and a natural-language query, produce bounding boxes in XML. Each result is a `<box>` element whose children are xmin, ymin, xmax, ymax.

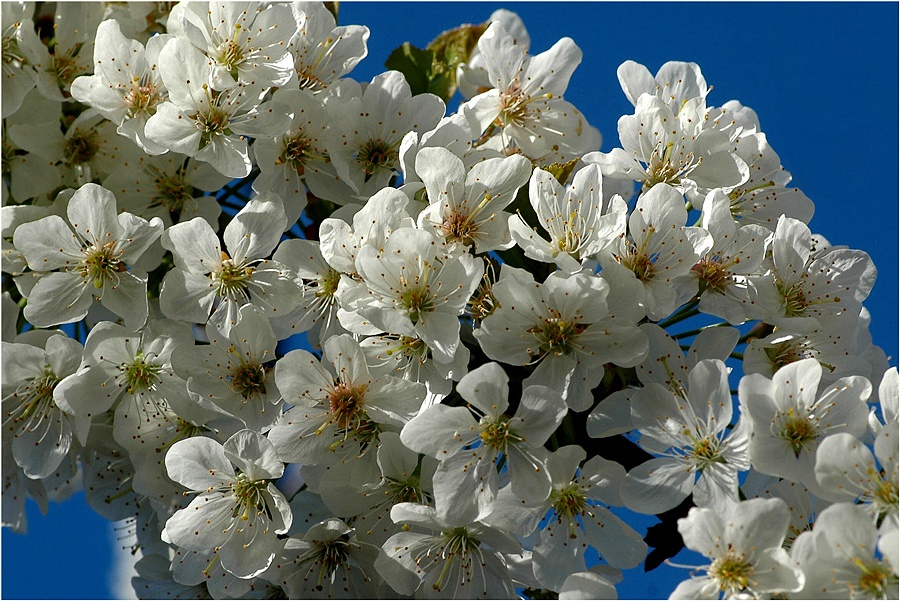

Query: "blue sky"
<box><xmin>3</xmin><ymin>2</ymin><xmax>897</xmax><ymax>599</ymax></box>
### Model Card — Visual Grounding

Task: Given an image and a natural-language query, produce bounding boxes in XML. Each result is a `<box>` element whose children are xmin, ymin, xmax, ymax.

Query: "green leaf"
<box><xmin>425</xmin><ymin>23</ymin><xmax>487</xmax><ymax>102</ymax></box>
<box><xmin>384</xmin><ymin>42</ymin><xmax>434</xmax><ymax>96</ymax></box>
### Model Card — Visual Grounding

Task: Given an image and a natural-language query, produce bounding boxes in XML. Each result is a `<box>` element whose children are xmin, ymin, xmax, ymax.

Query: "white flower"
<box><xmin>162</xmin><ymin>429</ymin><xmax>292</xmax><ymax>579</ymax></box>
<box><xmin>175</xmin><ymin>1</ymin><xmax>296</xmax><ymax>90</ymax></box>
<box><xmin>266</xmin><ymin>334</ymin><xmax>426</xmax><ymax>466</ymax></box>
<box><xmin>616</xmin><ymin>60</ymin><xmax>709</xmax><ymax>113</ymax></box>
<box><xmin>401</xmin><ymin>362</ymin><xmax>565</xmax><ymax>523</ymax></box>
<box><xmin>13</xmin><ymin>183</ymin><xmax>163</xmax><ymax>329</ymax></box>
<box><xmin>377</xmin><ymin>502</ymin><xmax>520</xmax><ymax>598</ymax></box>
<box><xmin>598</xmin><ymin>182</ymin><xmax>707</xmax><ymax>321</ymax></box>
<box><xmin>52</xmin><ymin>319</ymin><xmax>197</xmax><ymax>455</ymax></box>
<box><xmin>172</xmin><ymin>304</ymin><xmax>281</xmax><ymax>433</ymax></box>
<box><xmin>509</xmin><ymin>163</ymin><xmax>627</xmax><ymax>273</ymax></box>
<box><xmin>270</xmin><ymin>518</ymin><xmax>383</xmax><ymax>598</ymax></box>
<box><xmin>1</xmin><ymin>334</ymin><xmax>87</xmax><ymax>479</ymax></box>
<box><xmin>102</xmin><ymin>151</ymin><xmax>229</xmax><ymax>228</ymax></box>
<box><xmin>352</xmin><ymin>226</ymin><xmax>482</xmax><ymax>365</ymax></box>
<box><xmin>286</xmin><ymin>2</ymin><xmax>369</xmax><ymax>93</ymax></box>
<box><xmin>159</xmin><ymin>193</ymin><xmax>299</xmax><ymax>336</ymax></box>
<box><xmin>323</xmin><ymin>70</ymin><xmax>445</xmax><ymax>202</ymax></box>
<box><xmin>251</xmin><ymin>88</ymin><xmax>333</xmax><ymax>225</ymax></box>
<box><xmin>69</xmin><ymin>19</ymin><xmax>170</xmax><ymax>154</ymax></box>
<box><xmin>622</xmin><ymin>359</ymin><xmax>750</xmax><ymax>514</ymax></box>
<box><xmin>791</xmin><ymin>502</ymin><xmax>898</xmax><ymax>599</ymax></box>
<box><xmin>584</xmin><ymin>93</ymin><xmax>748</xmax><ymax>197</ymax></box>
<box><xmin>672</xmin><ymin>189</ymin><xmax>769</xmax><ymax>324</ymax></box>
<box><xmin>746</xmin><ymin>215</ymin><xmax>877</xmax><ymax>333</ymax></box>
<box><xmin>740</xmin><ymin>358</ymin><xmax>871</xmax><ymax>490</ymax></box>
<box><xmin>671</xmin><ymin>497</ymin><xmax>803</xmax><ymax>599</ymax></box>
<box><xmin>17</xmin><ymin>3</ymin><xmax>105</xmax><ymax>101</ymax></box>
<box><xmin>416</xmin><ymin>146</ymin><xmax>532</xmax><ymax>253</ymax></box>
<box><xmin>486</xmin><ymin>445</ymin><xmax>647</xmax><ymax>590</ymax></box>
<box><xmin>146</xmin><ymin>37</ymin><xmax>291</xmax><ymax>178</ymax></box>
<box><xmin>1</xmin><ymin>1</ymin><xmax>38</xmax><ymax>118</ymax></box>
<box><xmin>815</xmin><ymin>428</ymin><xmax>898</xmax><ymax>530</ymax></box>
<box><xmin>464</xmin><ymin>21</ymin><xmax>600</xmax><ymax>162</ymax></box>
<box><xmin>475</xmin><ymin>265</ymin><xmax>648</xmax><ymax>411</ymax></box>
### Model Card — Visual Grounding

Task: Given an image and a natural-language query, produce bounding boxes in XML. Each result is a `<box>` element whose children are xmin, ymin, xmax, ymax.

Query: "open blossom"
<box><xmin>621</xmin><ymin>359</ymin><xmax>750</xmax><ymax>514</ymax></box>
<box><xmin>266</xmin><ymin>334</ymin><xmax>426</xmax><ymax>466</ymax></box>
<box><xmin>146</xmin><ymin>37</ymin><xmax>291</xmax><ymax>178</ymax></box>
<box><xmin>486</xmin><ymin>445</ymin><xmax>647</xmax><ymax>590</ymax></box>
<box><xmin>475</xmin><ymin>265</ymin><xmax>648</xmax><ymax>411</ymax></box>
<box><xmin>352</xmin><ymin>226</ymin><xmax>482</xmax><ymax>365</ymax></box>
<box><xmin>12</xmin><ymin>183</ymin><xmax>163</xmax><ymax>329</ymax></box>
<box><xmin>740</xmin><ymin>358</ymin><xmax>871</xmax><ymax>491</ymax></box>
<box><xmin>672</xmin><ymin>498</ymin><xmax>804</xmax><ymax>599</ymax></box>
<box><xmin>159</xmin><ymin>193</ymin><xmax>299</xmax><ymax>336</ymax></box>
<box><xmin>598</xmin><ymin>182</ymin><xmax>707</xmax><ymax>321</ymax></box>
<box><xmin>616</xmin><ymin>60</ymin><xmax>709</xmax><ymax>114</ymax></box>
<box><xmin>323</xmin><ymin>70</ymin><xmax>445</xmax><ymax>202</ymax></box>
<box><xmin>377</xmin><ymin>502</ymin><xmax>520</xmax><ymax>598</ymax></box>
<box><xmin>464</xmin><ymin>21</ymin><xmax>600</xmax><ymax>162</ymax></box>
<box><xmin>70</xmin><ymin>19</ymin><xmax>171</xmax><ymax>154</ymax></box>
<box><xmin>509</xmin><ymin>163</ymin><xmax>627</xmax><ymax>273</ymax></box>
<box><xmin>172</xmin><ymin>1</ymin><xmax>296</xmax><ymax>91</ymax></box>
<box><xmin>286</xmin><ymin>2</ymin><xmax>369</xmax><ymax>92</ymax></box>
<box><xmin>746</xmin><ymin>215</ymin><xmax>877</xmax><ymax>333</ymax></box>
<box><xmin>791</xmin><ymin>502</ymin><xmax>898</xmax><ymax>599</ymax></box>
<box><xmin>401</xmin><ymin>362</ymin><xmax>566</xmax><ymax>523</ymax></box>
<box><xmin>162</xmin><ymin>429</ymin><xmax>292</xmax><ymax>579</ymax></box>
<box><xmin>2</xmin><ymin>334</ymin><xmax>87</xmax><ymax>479</ymax></box>
<box><xmin>416</xmin><ymin>146</ymin><xmax>532</xmax><ymax>253</ymax></box>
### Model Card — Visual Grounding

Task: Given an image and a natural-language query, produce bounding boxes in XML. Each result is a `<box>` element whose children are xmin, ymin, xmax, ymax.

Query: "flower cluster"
<box><xmin>2</xmin><ymin>3</ymin><xmax>897</xmax><ymax>600</ymax></box>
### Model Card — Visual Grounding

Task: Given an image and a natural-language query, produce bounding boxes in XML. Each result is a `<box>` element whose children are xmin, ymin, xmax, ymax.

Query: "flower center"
<box><xmin>327</xmin><ymin>381</ymin><xmax>368</xmax><ymax>429</ymax></box>
<box><xmin>277</xmin><ymin>132</ymin><xmax>314</xmax><ymax>176</ymax></box>
<box><xmin>120</xmin><ymin>353</ymin><xmax>161</xmax><ymax>394</ymax></box>
<box><xmin>399</xmin><ymin>285</ymin><xmax>434</xmax><ymax>324</ymax></box>
<box><xmin>64</xmin><ymin>131</ymin><xmax>100</xmax><ymax>167</ymax></box>
<box><xmin>432</xmin><ymin>527</ymin><xmax>482</xmax><ymax>592</ymax></box>
<box><xmin>693</xmin><ymin>257</ymin><xmax>734</xmax><ymax>293</ymax></box>
<box><xmin>689</xmin><ymin>434</ymin><xmax>725</xmax><ymax>470</ymax></box>
<box><xmin>229</xmin><ymin>359</ymin><xmax>268</xmax><ymax>399</ymax></box>
<box><xmin>311</xmin><ymin>535</ymin><xmax>354</xmax><ymax>590</ymax></box>
<box><xmin>550</xmin><ymin>482</ymin><xmax>588</xmax><ymax>538</ymax></box>
<box><xmin>779</xmin><ymin>409</ymin><xmax>818</xmax><ymax>457</ymax></box>
<box><xmin>316</xmin><ymin>268</ymin><xmax>341</xmax><ymax>299</ymax></box>
<box><xmin>212</xmin><ymin>254</ymin><xmax>254</xmax><ymax>298</ymax></box>
<box><xmin>357</xmin><ymin>138</ymin><xmax>398</xmax><ymax>179</ymax></box>
<box><xmin>124</xmin><ymin>73</ymin><xmax>163</xmax><ymax>118</ymax></box>
<box><xmin>479</xmin><ymin>416</ymin><xmax>512</xmax><ymax>451</ymax></box>
<box><xmin>2</xmin><ymin>31</ymin><xmax>26</xmax><ymax>69</ymax></box>
<box><xmin>776</xmin><ymin>279</ymin><xmax>809</xmax><ymax>317</ymax></box>
<box><xmin>216</xmin><ymin>34</ymin><xmax>245</xmax><ymax>76</ymax></box>
<box><xmin>709</xmin><ymin>552</ymin><xmax>754</xmax><ymax>593</ymax></box>
<box><xmin>50</xmin><ymin>43</ymin><xmax>86</xmax><ymax>91</ymax></box>
<box><xmin>296</xmin><ymin>63</ymin><xmax>327</xmax><ymax>92</ymax></box>
<box><xmin>441</xmin><ymin>209</ymin><xmax>479</xmax><ymax>247</ymax></box>
<box><xmin>644</xmin><ymin>141</ymin><xmax>700</xmax><ymax>190</ymax></box>
<box><xmin>5</xmin><ymin>366</ymin><xmax>58</xmax><ymax>432</ymax></box>
<box><xmin>498</xmin><ymin>81</ymin><xmax>534</xmax><ymax>127</ymax></box>
<box><xmin>853</xmin><ymin>557</ymin><xmax>897</xmax><ymax>599</ymax></box>
<box><xmin>231</xmin><ymin>472</ymin><xmax>269</xmax><ymax>522</ymax></box>
<box><xmin>77</xmin><ymin>241</ymin><xmax>127</xmax><ymax>288</ymax></box>
<box><xmin>617</xmin><ymin>233</ymin><xmax>658</xmax><ymax>282</ymax></box>
<box><xmin>529</xmin><ymin>315</ymin><xmax>587</xmax><ymax>357</ymax></box>
<box><xmin>151</xmin><ymin>170</ymin><xmax>191</xmax><ymax>213</ymax></box>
